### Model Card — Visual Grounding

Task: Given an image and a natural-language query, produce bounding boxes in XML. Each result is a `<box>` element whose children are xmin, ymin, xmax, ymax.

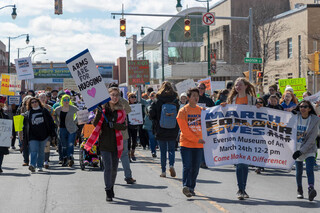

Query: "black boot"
<box><xmin>297</xmin><ymin>186</ymin><xmax>303</xmax><ymax>199</ymax></box>
<box><xmin>106</xmin><ymin>190</ymin><xmax>113</xmax><ymax>201</ymax></box>
<box><xmin>111</xmin><ymin>186</ymin><xmax>115</xmax><ymax>198</ymax></box>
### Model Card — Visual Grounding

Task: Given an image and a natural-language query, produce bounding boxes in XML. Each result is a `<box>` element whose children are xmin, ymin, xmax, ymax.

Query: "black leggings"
<box><xmin>128</xmin><ymin>128</ymin><xmax>137</xmax><ymax>151</ymax></box>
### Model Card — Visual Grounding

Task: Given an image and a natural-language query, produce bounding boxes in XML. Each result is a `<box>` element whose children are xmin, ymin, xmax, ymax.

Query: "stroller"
<box><xmin>79</xmin><ymin>124</ymin><xmax>103</xmax><ymax>170</ymax></box>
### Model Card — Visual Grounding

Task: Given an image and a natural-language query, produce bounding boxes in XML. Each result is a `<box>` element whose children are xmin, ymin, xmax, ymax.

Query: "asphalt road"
<box><xmin>0</xmin><ymin>146</ymin><xmax>320</xmax><ymax>213</ymax></box>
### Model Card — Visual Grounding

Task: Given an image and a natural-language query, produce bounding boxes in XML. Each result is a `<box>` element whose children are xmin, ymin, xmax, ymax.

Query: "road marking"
<box><xmin>136</xmin><ymin>150</ymin><xmax>230</xmax><ymax>213</ymax></box>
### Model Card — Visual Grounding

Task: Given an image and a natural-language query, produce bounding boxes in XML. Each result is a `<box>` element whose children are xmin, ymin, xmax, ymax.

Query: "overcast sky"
<box><xmin>0</xmin><ymin>0</ymin><xmax>218</xmax><ymax>63</ymax></box>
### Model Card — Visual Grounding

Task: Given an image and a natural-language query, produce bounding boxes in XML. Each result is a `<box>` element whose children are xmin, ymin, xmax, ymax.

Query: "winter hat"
<box><xmin>285</xmin><ymin>85</ymin><xmax>294</xmax><ymax>93</ymax></box>
<box><xmin>180</xmin><ymin>92</ymin><xmax>187</xmax><ymax>99</ymax></box>
<box><xmin>64</xmin><ymin>89</ymin><xmax>71</xmax><ymax>95</ymax></box>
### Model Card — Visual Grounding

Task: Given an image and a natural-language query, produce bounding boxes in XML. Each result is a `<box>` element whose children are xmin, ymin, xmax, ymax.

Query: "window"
<box><xmin>287</xmin><ymin>38</ymin><xmax>292</xmax><ymax>58</ymax></box>
<box><xmin>275</xmin><ymin>41</ymin><xmax>280</xmax><ymax>60</ymax></box>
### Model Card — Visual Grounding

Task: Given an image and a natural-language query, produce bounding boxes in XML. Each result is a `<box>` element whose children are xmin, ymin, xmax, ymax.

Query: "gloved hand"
<box><xmin>292</xmin><ymin>150</ymin><xmax>302</xmax><ymax>160</ymax></box>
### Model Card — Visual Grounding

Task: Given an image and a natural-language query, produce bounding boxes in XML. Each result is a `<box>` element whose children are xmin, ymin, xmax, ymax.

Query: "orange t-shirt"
<box><xmin>235</xmin><ymin>96</ymin><xmax>248</xmax><ymax>105</ymax></box>
<box><xmin>177</xmin><ymin>104</ymin><xmax>203</xmax><ymax>148</ymax></box>
<box><xmin>82</xmin><ymin>124</ymin><xmax>95</xmax><ymax>138</ymax></box>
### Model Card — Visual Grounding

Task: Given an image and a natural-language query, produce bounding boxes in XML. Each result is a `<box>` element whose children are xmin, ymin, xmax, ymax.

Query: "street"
<box><xmin>0</xmin><ymin>146</ymin><xmax>320</xmax><ymax>213</ymax></box>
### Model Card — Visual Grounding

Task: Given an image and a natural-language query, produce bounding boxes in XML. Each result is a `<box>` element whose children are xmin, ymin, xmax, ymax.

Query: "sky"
<box><xmin>0</xmin><ymin>0</ymin><xmax>218</xmax><ymax>64</ymax></box>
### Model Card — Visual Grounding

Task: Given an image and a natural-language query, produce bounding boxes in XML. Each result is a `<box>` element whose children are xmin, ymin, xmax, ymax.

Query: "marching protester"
<box><xmin>149</xmin><ymin>81</ymin><xmax>179</xmax><ymax>178</ymax></box>
<box><xmin>222</xmin><ymin>77</ymin><xmax>257</xmax><ymax>200</ymax></box>
<box><xmin>179</xmin><ymin>92</ymin><xmax>188</xmax><ymax>108</ymax></box>
<box><xmin>22</xmin><ymin>97</ymin><xmax>56</xmax><ymax>173</ymax></box>
<box><xmin>280</xmin><ymin>90</ymin><xmax>298</xmax><ymax>112</ymax></box>
<box><xmin>127</xmin><ymin>92</ymin><xmax>138</xmax><ymax>161</ymax></box>
<box><xmin>262</xmin><ymin>84</ymin><xmax>281</xmax><ymax>103</ymax></box>
<box><xmin>177</xmin><ymin>88</ymin><xmax>205</xmax><ymax>197</ymax></box>
<box><xmin>215</xmin><ymin>89</ymin><xmax>229</xmax><ymax>106</ymax></box>
<box><xmin>266</xmin><ymin>94</ymin><xmax>284</xmax><ymax>110</ymax></box>
<box><xmin>0</xmin><ymin>96</ymin><xmax>11</xmax><ymax>174</ymax></box>
<box><xmin>292</xmin><ymin>100</ymin><xmax>320</xmax><ymax>201</ymax></box>
<box><xmin>91</xmin><ymin>87</ymin><xmax>127</xmax><ymax>202</ymax></box>
<box><xmin>54</xmin><ymin>94</ymin><xmax>79</xmax><ymax>167</ymax></box>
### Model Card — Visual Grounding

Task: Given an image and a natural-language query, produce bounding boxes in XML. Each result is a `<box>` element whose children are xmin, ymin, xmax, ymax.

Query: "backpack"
<box><xmin>159</xmin><ymin>103</ymin><xmax>177</xmax><ymax>129</ymax></box>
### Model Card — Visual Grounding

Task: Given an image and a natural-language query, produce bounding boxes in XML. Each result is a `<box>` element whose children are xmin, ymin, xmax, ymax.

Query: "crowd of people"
<box><xmin>0</xmin><ymin>78</ymin><xmax>319</xmax><ymax>203</ymax></box>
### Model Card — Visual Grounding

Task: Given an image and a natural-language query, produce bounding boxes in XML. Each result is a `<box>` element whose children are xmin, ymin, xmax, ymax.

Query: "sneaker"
<box><xmin>297</xmin><ymin>187</ymin><xmax>304</xmax><ymax>199</ymax></box>
<box><xmin>0</xmin><ymin>168</ymin><xmax>3</xmax><ymax>173</ymax></box>
<box><xmin>68</xmin><ymin>157</ymin><xmax>74</xmax><ymax>167</ymax></box>
<box><xmin>11</xmin><ymin>146</ymin><xmax>16</xmax><ymax>150</ymax></box>
<box><xmin>243</xmin><ymin>191</ymin><xmax>249</xmax><ymax>198</ymax></box>
<box><xmin>308</xmin><ymin>187</ymin><xmax>317</xmax><ymax>201</ymax></box>
<box><xmin>29</xmin><ymin>165</ymin><xmax>35</xmax><ymax>173</ymax></box>
<box><xmin>237</xmin><ymin>190</ymin><xmax>244</xmax><ymax>200</ymax></box>
<box><xmin>62</xmin><ymin>158</ymin><xmax>68</xmax><ymax>167</ymax></box>
<box><xmin>131</xmin><ymin>155</ymin><xmax>136</xmax><ymax>161</ymax></box>
<box><xmin>37</xmin><ymin>168</ymin><xmax>43</xmax><ymax>172</ymax></box>
<box><xmin>255</xmin><ymin>168</ymin><xmax>261</xmax><ymax>174</ymax></box>
<box><xmin>152</xmin><ymin>153</ymin><xmax>157</xmax><ymax>158</ymax></box>
<box><xmin>190</xmin><ymin>190</ymin><xmax>196</xmax><ymax>196</ymax></box>
<box><xmin>182</xmin><ymin>186</ymin><xmax>192</xmax><ymax>197</ymax></box>
<box><xmin>58</xmin><ymin>160</ymin><xmax>63</xmax><ymax>164</ymax></box>
<box><xmin>169</xmin><ymin>166</ymin><xmax>176</xmax><ymax>177</ymax></box>
<box><xmin>22</xmin><ymin>163</ymin><xmax>29</xmax><ymax>166</ymax></box>
<box><xmin>160</xmin><ymin>172</ymin><xmax>166</xmax><ymax>177</ymax></box>
<box><xmin>44</xmin><ymin>162</ymin><xmax>49</xmax><ymax>169</ymax></box>
<box><xmin>125</xmin><ymin>178</ymin><xmax>136</xmax><ymax>184</ymax></box>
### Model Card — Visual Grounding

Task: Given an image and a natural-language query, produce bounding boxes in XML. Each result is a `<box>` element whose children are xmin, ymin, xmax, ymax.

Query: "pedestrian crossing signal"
<box><xmin>120</xmin><ymin>18</ymin><xmax>126</xmax><ymax>37</ymax></box>
<box><xmin>184</xmin><ymin>18</ymin><xmax>191</xmax><ymax>38</ymax></box>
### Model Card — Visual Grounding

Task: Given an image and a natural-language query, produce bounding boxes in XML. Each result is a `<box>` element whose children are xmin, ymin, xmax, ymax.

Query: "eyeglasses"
<box><xmin>299</xmin><ymin>105</ymin><xmax>309</xmax><ymax>109</ymax></box>
<box><xmin>198</xmin><ymin>87</ymin><xmax>205</xmax><ymax>90</ymax></box>
<box><xmin>31</xmin><ymin>101</ymin><xmax>38</xmax><ymax>104</ymax></box>
<box><xmin>63</xmin><ymin>99</ymin><xmax>70</xmax><ymax>102</ymax></box>
<box><xmin>130</xmin><ymin>96</ymin><xmax>136</xmax><ymax>98</ymax></box>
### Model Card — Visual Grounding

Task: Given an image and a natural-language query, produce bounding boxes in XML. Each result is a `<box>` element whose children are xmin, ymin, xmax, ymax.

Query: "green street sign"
<box><xmin>244</xmin><ymin>57</ymin><xmax>262</xmax><ymax>64</ymax></box>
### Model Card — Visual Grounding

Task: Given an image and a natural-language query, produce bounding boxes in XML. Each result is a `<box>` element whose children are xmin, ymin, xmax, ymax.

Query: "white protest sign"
<box><xmin>304</xmin><ymin>90</ymin><xmax>320</xmax><ymax>103</ymax></box>
<box><xmin>63</xmin><ymin>78</ymin><xmax>80</xmax><ymax>93</ymax></box>
<box><xmin>8</xmin><ymin>96</ymin><xmax>21</xmax><ymax>105</ymax></box>
<box><xmin>128</xmin><ymin>104</ymin><xmax>143</xmax><ymax>125</ymax></box>
<box><xmin>9</xmin><ymin>74</ymin><xmax>22</xmax><ymax>93</ymax></box>
<box><xmin>14</xmin><ymin>57</ymin><xmax>34</xmax><ymax>80</ymax></box>
<box><xmin>0</xmin><ymin>119</ymin><xmax>13</xmax><ymax>147</ymax></box>
<box><xmin>211</xmin><ymin>81</ymin><xmax>225</xmax><ymax>91</ymax></box>
<box><xmin>66</xmin><ymin>49</ymin><xmax>110</xmax><ymax>111</ymax></box>
<box><xmin>77</xmin><ymin>109</ymin><xmax>89</xmax><ymax>125</ymax></box>
<box><xmin>175</xmin><ymin>79</ymin><xmax>196</xmax><ymax>96</ymax></box>
<box><xmin>201</xmin><ymin>105</ymin><xmax>297</xmax><ymax>170</ymax></box>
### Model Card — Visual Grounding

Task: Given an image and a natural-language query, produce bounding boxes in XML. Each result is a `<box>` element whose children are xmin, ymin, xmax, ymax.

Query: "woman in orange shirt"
<box><xmin>177</xmin><ymin>88</ymin><xmax>205</xmax><ymax>197</ymax></box>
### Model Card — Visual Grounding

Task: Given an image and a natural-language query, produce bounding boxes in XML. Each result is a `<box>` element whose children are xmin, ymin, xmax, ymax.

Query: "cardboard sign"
<box><xmin>175</xmin><ymin>79</ymin><xmax>196</xmax><ymax>96</ymax></box>
<box><xmin>201</xmin><ymin>105</ymin><xmax>296</xmax><ymax>169</ymax></box>
<box><xmin>278</xmin><ymin>78</ymin><xmax>306</xmax><ymax>100</ymax></box>
<box><xmin>8</xmin><ymin>96</ymin><xmax>21</xmax><ymax>105</ymax></box>
<box><xmin>82</xmin><ymin>124</ymin><xmax>95</xmax><ymax>138</ymax></box>
<box><xmin>66</xmin><ymin>49</ymin><xmax>110</xmax><ymax>111</ymax></box>
<box><xmin>198</xmin><ymin>77</ymin><xmax>213</xmax><ymax>95</ymax></box>
<box><xmin>128</xmin><ymin>104</ymin><xmax>143</xmax><ymax>125</ymax></box>
<box><xmin>77</xmin><ymin>109</ymin><xmax>89</xmax><ymax>125</ymax></box>
<box><xmin>14</xmin><ymin>57</ymin><xmax>34</xmax><ymax>80</ymax></box>
<box><xmin>1</xmin><ymin>74</ymin><xmax>15</xmax><ymax>96</ymax></box>
<box><xmin>128</xmin><ymin>60</ymin><xmax>150</xmax><ymax>85</ymax></box>
<box><xmin>0</xmin><ymin>119</ymin><xmax>13</xmax><ymax>147</ymax></box>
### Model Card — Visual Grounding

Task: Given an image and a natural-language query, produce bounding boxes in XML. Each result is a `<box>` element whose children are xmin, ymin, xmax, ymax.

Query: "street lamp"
<box><xmin>8</xmin><ymin>34</ymin><xmax>30</xmax><ymax>73</ymax></box>
<box><xmin>29</xmin><ymin>47</ymin><xmax>46</xmax><ymax>57</ymax></box>
<box><xmin>125</xmin><ymin>38</ymin><xmax>145</xmax><ymax>60</ymax></box>
<box><xmin>17</xmin><ymin>45</ymin><xmax>34</xmax><ymax>58</ymax></box>
<box><xmin>0</xmin><ymin>4</ymin><xmax>17</xmax><ymax>19</ymax></box>
<box><xmin>32</xmin><ymin>52</ymin><xmax>46</xmax><ymax>62</ymax></box>
<box><xmin>141</xmin><ymin>26</ymin><xmax>164</xmax><ymax>82</ymax></box>
<box><xmin>176</xmin><ymin>0</ymin><xmax>212</xmax><ymax>76</ymax></box>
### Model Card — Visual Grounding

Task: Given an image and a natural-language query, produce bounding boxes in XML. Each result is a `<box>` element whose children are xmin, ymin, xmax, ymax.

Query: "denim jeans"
<box><xmin>29</xmin><ymin>137</ymin><xmax>48</xmax><ymax>169</ymax></box>
<box><xmin>158</xmin><ymin>140</ymin><xmax>176</xmax><ymax>173</ymax></box>
<box><xmin>101</xmin><ymin>151</ymin><xmax>119</xmax><ymax>190</ymax></box>
<box><xmin>236</xmin><ymin>163</ymin><xmax>249</xmax><ymax>191</ymax></box>
<box><xmin>120</xmin><ymin>139</ymin><xmax>132</xmax><ymax>179</ymax></box>
<box><xmin>59</xmin><ymin>128</ymin><xmax>76</xmax><ymax>159</ymax></box>
<box><xmin>180</xmin><ymin>147</ymin><xmax>202</xmax><ymax>190</ymax></box>
<box><xmin>147</xmin><ymin>130</ymin><xmax>157</xmax><ymax>154</ymax></box>
<box><xmin>296</xmin><ymin>156</ymin><xmax>315</xmax><ymax>187</ymax></box>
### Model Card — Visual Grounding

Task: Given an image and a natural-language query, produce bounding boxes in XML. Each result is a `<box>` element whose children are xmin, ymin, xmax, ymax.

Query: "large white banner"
<box><xmin>128</xmin><ymin>104</ymin><xmax>143</xmax><ymax>125</ymax></box>
<box><xmin>14</xmin><ymin>57</ymin><xmax>34</xmax><ymax>80</ymax></box>
<box><xmin>66</xmin><ymin>49</ymin><xmax>110</xmax><ymax>111</ymax></box>
<box><xmin>0</xmin><ymin>119</ymin><xmax>13</xmax><ymax>147</ymax></box>
<box><xmin>201</xmin><ymin>105</ymin><xmax>297</xmax><ymax>170</ymax></box>
<box><xmin>175</xmin><ymin>79</ymin><xmax>196</xmax><ymax>96</ymax></box>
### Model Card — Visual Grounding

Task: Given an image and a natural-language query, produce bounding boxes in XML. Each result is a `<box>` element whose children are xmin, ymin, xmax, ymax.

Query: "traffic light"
<box><xmin>184</xmin><ymin>18</ymin><xmax>191</xmax><ymax>38</ymax></box>
<box><xmin>308</xmin><ymin>51</ymin><xmax>319</xmax><ymax>74</ymax></box>
<box><xmin>54</xmin><ymin>0</ymin><xmax>63</xmax><ymax>15</ymax></box>
<box><xmin>257</xmin><ymin>71</ymin><xmax>263</xmax><ymax>83</ymax></box>
<box><xmin>120</xmin><ymin>18</ymin><xmax>126</xmax><ymax>37</ymax></box>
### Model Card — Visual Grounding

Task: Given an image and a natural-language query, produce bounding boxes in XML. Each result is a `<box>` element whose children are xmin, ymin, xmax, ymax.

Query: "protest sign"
<box><xmin>66</xmin><ymin>49</ymin><xmax>110</xmax><ymax>111</ymax></box>
<box><xmin>8</xmin><ymin>96</ymin><xmax>21</xmax><ymax>105</ymax></box>
<box><xmin>128</xmin><ymin>104</ymin><xmax>143</xmax><ymax>125</ymax></box>
<box><xmin>278</xmin><ymin>78</ymin><xmax>306</xmax><ymax>100</ymax></box>
<box><xmin>83</xmin><ymin>124</ymin><xmax>95</xmax><ymax>138</ymax></box>
<box><xmin>1</xmin><ymin>74</ymin><xmax>15</xmax><ymax>96</ymax></box>
<box><xmin>211</xmin><ymin>81</ymin><xmax>225</xmax><ymax>91</ymax></box>
<box><xmin>304</xmin><ymin>90</ymin><xmax>320</xmax><ymax>103</ymax></box>
<box><xmin>77</xmin><ymin>109</ymin><xmax>89</xmax><ymax>125</ymax></box>
<box><xmin>0</xmin><ymin>119</ymin><xmax>13</xmax><ymax>147</ymax></box>
<box><xmin>14</xmin><ymin>57</ymin><xmax>34</xmax><ymax>80</ymax></box>
<box><xmin>128</xmin><ymin>60</ymin><xmax>150</xmax><ymax>85</ymax></box>
<box><xmin>201</xmin><ymin>105</ymin><xmax>297</xmax><ymax>169</ymax></box>
<box><xmin>9</xmin><ymin>74</ymin><xmax>22</xmax><ymax>93</ymax></box>
<box><xmin>175</xmin><ymin>79</ymin><xmax>196</xmax><ymax>96</ymax></box>
<box><xmin>198</xmin><ymin>77</ymin><xmax>212</xmax><ymax>95</ymax></box>
<box><xmin>13</xmin><ymin>115</ymin><xmax>24</xmax><ymax>132</ymax></box>
<box><xmin>63</xmin><ymin>78</ymin><xmax>80</xmax><ymax>93</ymax></box>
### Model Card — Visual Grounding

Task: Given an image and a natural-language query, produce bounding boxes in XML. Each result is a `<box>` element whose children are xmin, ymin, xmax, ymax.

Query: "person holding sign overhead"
<box><xmin>221</xmin><ymin>77</ymin><xmax>257</xmax><ymax>200</ymax></box>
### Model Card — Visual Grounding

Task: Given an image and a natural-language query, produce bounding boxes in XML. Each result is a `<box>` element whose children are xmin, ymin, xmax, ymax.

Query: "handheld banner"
<box><xmin>66</xmin><ymin>49</ymin><xmax>110</xmax><ymax>111</ymax></box>
<box><xmin>8</xmin><ymin>96</ymin><xmax>21</xmax><ymax>105</ymax></box>
<box><xmin>201</xmin><ymin>105</ymin><xmax>297</xmax><ymax>170</ymax></box>
<box><xmin>1</xmin><ymin>74</ymin><xmax>15</xmax><ymax>96</ymax></box>
<box><xmin>0</xmin><ymin>119</ymin><xmax>13</xmax><ymax>147</ymax></box>
<box><xmin>77</xmin><ymin>109</ymin><xmax>89</xmax><ymax>125</ymax></box>
<box><xmin>13</xmin><ymin>115</ymin><xmax>24</xmax><ymax>132</ymax></box>
<box><xmin>128</xmin><ymin>104</ymin><xmax>143</xmax><ymax>125</ymax></box>
<box><xmin>14</xmin><ymin>57</ymin><xmax>34</xmax><ymax>80</ymax></box>
<box><xmin>9</xmin><ymin>74</ymin><xmax>22</xmax><ymax>92</ymax></box>
<box><xmin>175</xmin><ymin>79</ymin><xmax>196</xmax><ymax>96</ymax></box>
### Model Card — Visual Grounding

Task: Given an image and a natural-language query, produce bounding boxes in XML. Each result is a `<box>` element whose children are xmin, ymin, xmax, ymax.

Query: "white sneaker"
<box><xmin>37</xmin><ymin>168</ymin><xmax>43</xmax><ymax>172</ymax></box>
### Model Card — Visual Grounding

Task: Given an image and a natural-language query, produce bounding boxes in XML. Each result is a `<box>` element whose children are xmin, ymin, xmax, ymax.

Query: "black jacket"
<box><xmin>199</xmin><ymin>94</ymin><xmax>215</xmax><ymax>107</ymax></box>
<box><xmin>149</xmin><ymin>94</ymin><xmax>179</xmax><ymax>141</ymax></box>
<box><xmin>0</xmin><ymin>110</ymin><xmax>10</xmax><ymax>155</ymax></box>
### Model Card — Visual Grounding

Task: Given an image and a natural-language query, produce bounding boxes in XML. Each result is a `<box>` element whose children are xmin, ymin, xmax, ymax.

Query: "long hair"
<box><xmin>156</xmin><ymin>81</ymin><xmax>177</xmax><ymax>98</ymax></box>
<box><xmin>279</xmin><ymin>90</ymin><xmax>298</xmax><ymax>104</ymax></box>
<box><xmin>227</xmin><ymin>78</ymin><xmax>256</xmax><ymax>104</ymax></box>
<box><xmin>295</xmin><ymin>100</ymin><xmax>317</xmax><ymax>116</ymax></box>
<box><xmin>26</xmin><ymin>97</ymin><xmax>43</xmax><ymax>111</ymax></box>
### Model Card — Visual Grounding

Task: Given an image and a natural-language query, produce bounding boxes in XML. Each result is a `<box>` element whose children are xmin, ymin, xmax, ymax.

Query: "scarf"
<box><xmin>85</xmin><ymin>108</ymin><xmax>126</xmax><ymax>158</ymax></box>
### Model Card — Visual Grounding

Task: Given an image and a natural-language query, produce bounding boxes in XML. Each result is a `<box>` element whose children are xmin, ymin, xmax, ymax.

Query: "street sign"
<box><xmin>202</xmin><ymin>12</ymin><xmax>215</xmax><ymax>26</ymax></box>
<box><xmin>244</xmin><ymin>57</ymin><xmax>262</xmax><ymax>64</ymax></box>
